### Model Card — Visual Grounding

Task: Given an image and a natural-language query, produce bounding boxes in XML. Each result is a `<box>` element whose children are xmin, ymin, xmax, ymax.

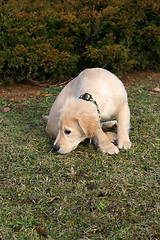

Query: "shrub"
<box><xmin>84</xmin><ymin>44</ymin><xmax>134</xmax><ymax>75</ymax></box>
<box><xmin>0</xmin><ymin>0</ymin><xmax>159</xmax><ymax>84</ymax></box>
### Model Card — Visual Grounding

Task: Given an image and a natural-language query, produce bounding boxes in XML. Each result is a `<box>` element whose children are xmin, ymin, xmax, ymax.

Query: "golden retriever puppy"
<box><xmin>43</xmin><ymin>68</ymin><xmax>131</xmax><ymax>154</ymax></box>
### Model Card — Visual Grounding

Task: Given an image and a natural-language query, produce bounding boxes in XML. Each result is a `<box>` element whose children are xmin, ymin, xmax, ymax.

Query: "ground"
<box><xmin>0</xmin><ymin>71</ymin><xmax>160</xmax><ymax>240</ymax></box>
<box><xmin>1</xmin><ymin>71</ymin><xmax>160</xmax><ymax>100</ymax></box>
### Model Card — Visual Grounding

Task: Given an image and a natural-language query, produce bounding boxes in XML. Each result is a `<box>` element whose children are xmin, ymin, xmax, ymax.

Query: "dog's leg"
<box><xmin>93</xmin><ymin>128</ymin><xmax>119</xmax><ymax>154</ymax></box>
<box><xmin>102</xmin><ymin>121</ymin><xmax>117</xmax><ymax>143</ymax></box>
<box><xmin>117</xmin><ymin>103</ymin><xmax>131</xmax><ymax>149</ymax></box>
<box><xmin>101</xmin><ymin>120</ymin><xmax>117</xmax><ymax>131</ymax></box>
<box><xmin>46</xmin><ymin>119</ymin><xmax>59</xmax><ymax>139</ymax></box>
<box><xmin>105</xmin><ymin>132</ymin><xmax>117</xmax><ymax>143</ymax></box>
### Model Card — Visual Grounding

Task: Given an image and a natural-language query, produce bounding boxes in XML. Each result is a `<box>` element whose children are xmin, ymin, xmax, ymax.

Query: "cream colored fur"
<box><xmin>44</xmin><ymin>68</ymin><xmax>131</xmax><ymax>154</ymax></box>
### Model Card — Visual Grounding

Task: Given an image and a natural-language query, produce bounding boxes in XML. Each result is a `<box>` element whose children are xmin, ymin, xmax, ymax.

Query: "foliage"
<box><xmin>0</xmin><ymin>0</ymin><xmax>160</xmax><ymax>83</ymax></box>
<box><xmin>0</xmin><ymin>79</ymin><xmax>160</xmax><ymax>239</ymax></box>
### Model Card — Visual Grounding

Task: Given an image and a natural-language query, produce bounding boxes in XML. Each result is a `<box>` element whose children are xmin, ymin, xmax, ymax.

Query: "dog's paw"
<box><xmin>105</xmin><ymin>132</ymin><xmax>117</xmax><ymax>143</ymax></box>
<box><xmin>42</xmin><ymin>115</ymin><xmax>49</xmax><ymax>121</ymax></box>
<box><xmin>118</xmin><ymin>139</ymin><xmax>131</xmax><ymax>150</ymax></box>
<box><xmin>100</xmin><ymin>142</ymin><xmax>119</xmax><ymax>154</ymax></box>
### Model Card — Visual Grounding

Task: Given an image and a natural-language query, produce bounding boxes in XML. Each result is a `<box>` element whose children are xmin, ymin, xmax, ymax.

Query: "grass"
<box><xmin>0</xmin><ymin>80</ymin><xmax>160</xmax><ymax>240</ymax></box>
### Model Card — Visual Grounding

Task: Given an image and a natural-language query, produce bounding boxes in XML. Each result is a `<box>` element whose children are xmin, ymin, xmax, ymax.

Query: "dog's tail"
<box><xmin>42</xmin><ymin>115</ymin><xmax>49</xmax><ymax>121</ymax></box>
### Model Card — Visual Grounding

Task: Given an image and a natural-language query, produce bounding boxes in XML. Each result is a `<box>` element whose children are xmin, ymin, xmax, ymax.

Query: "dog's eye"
<box><xmin>64</xmin><ymin>130</ymin><xmax>71</xmax><ymax>135</ymax></box>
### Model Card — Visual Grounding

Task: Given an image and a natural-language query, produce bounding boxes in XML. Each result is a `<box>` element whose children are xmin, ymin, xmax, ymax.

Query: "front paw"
<box><xmin>118</xmin><ymin>139</ymin><xmax>131</xmax><ymax>150</ymax></box>
<box><xmin>99</xmin><ymin>142</ymin><xmax>119</xmax><ymax>154</ymax></box>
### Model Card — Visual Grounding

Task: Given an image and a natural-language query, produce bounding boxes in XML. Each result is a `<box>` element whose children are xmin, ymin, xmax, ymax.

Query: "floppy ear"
<box><xmin>76</xmin><ymin>113</ymin><xmax>100</xmax><ymax>138</ymax></box>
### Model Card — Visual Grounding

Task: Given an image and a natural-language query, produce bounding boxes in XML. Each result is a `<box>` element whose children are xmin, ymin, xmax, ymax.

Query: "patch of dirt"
<box><xmin>122</xmin><ymin>71</ymin><xmax>160</xmax><ymax>87</ymax></box>
<box><xmin>0</xmin><ymin>82</ymin><xmax>46</xmax><ymax>100</ymax></box>
<box><xmin>0</xmin><ymin>71</ymin><xmax>159</xmax><ymax>100</ymax></box>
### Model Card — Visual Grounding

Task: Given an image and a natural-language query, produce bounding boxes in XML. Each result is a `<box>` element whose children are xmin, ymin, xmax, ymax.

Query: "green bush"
<box><xmin>0</xmin><ymin>0</ymin><xmax>159</xmax><ymax>84</ymax></box>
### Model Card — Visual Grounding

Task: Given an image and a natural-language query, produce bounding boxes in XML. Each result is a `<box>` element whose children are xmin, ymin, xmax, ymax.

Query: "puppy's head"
<box><xmin>53</xmin><ymin>99</ymin><xmax>100</xmax><ymax>154</ymax></box>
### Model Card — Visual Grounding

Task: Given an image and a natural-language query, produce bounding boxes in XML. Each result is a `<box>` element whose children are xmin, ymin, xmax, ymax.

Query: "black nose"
<box><xmin>53</xmin><ymin>144</ymin><xmax>60</xmax><ymax>151</ymax></box>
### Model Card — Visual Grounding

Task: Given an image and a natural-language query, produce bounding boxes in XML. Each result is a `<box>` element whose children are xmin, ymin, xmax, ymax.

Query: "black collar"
<box><xmin>79</xmin><ymin>93</ymin><xmax>100</xmax><ymax>115</ymax></box>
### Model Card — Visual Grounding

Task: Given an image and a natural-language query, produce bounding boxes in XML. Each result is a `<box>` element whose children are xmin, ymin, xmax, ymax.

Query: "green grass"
<box><xmin>0</xmin><ymin>81</ymin><xmax>160</xmax><ymax>240</ymax></box>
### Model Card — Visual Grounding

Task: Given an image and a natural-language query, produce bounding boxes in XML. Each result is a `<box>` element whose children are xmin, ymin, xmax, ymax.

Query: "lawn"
<box><xmin>0</xmin><ymin>75</ymin><xmax>160</xmax><ymax>239</ymax></box>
